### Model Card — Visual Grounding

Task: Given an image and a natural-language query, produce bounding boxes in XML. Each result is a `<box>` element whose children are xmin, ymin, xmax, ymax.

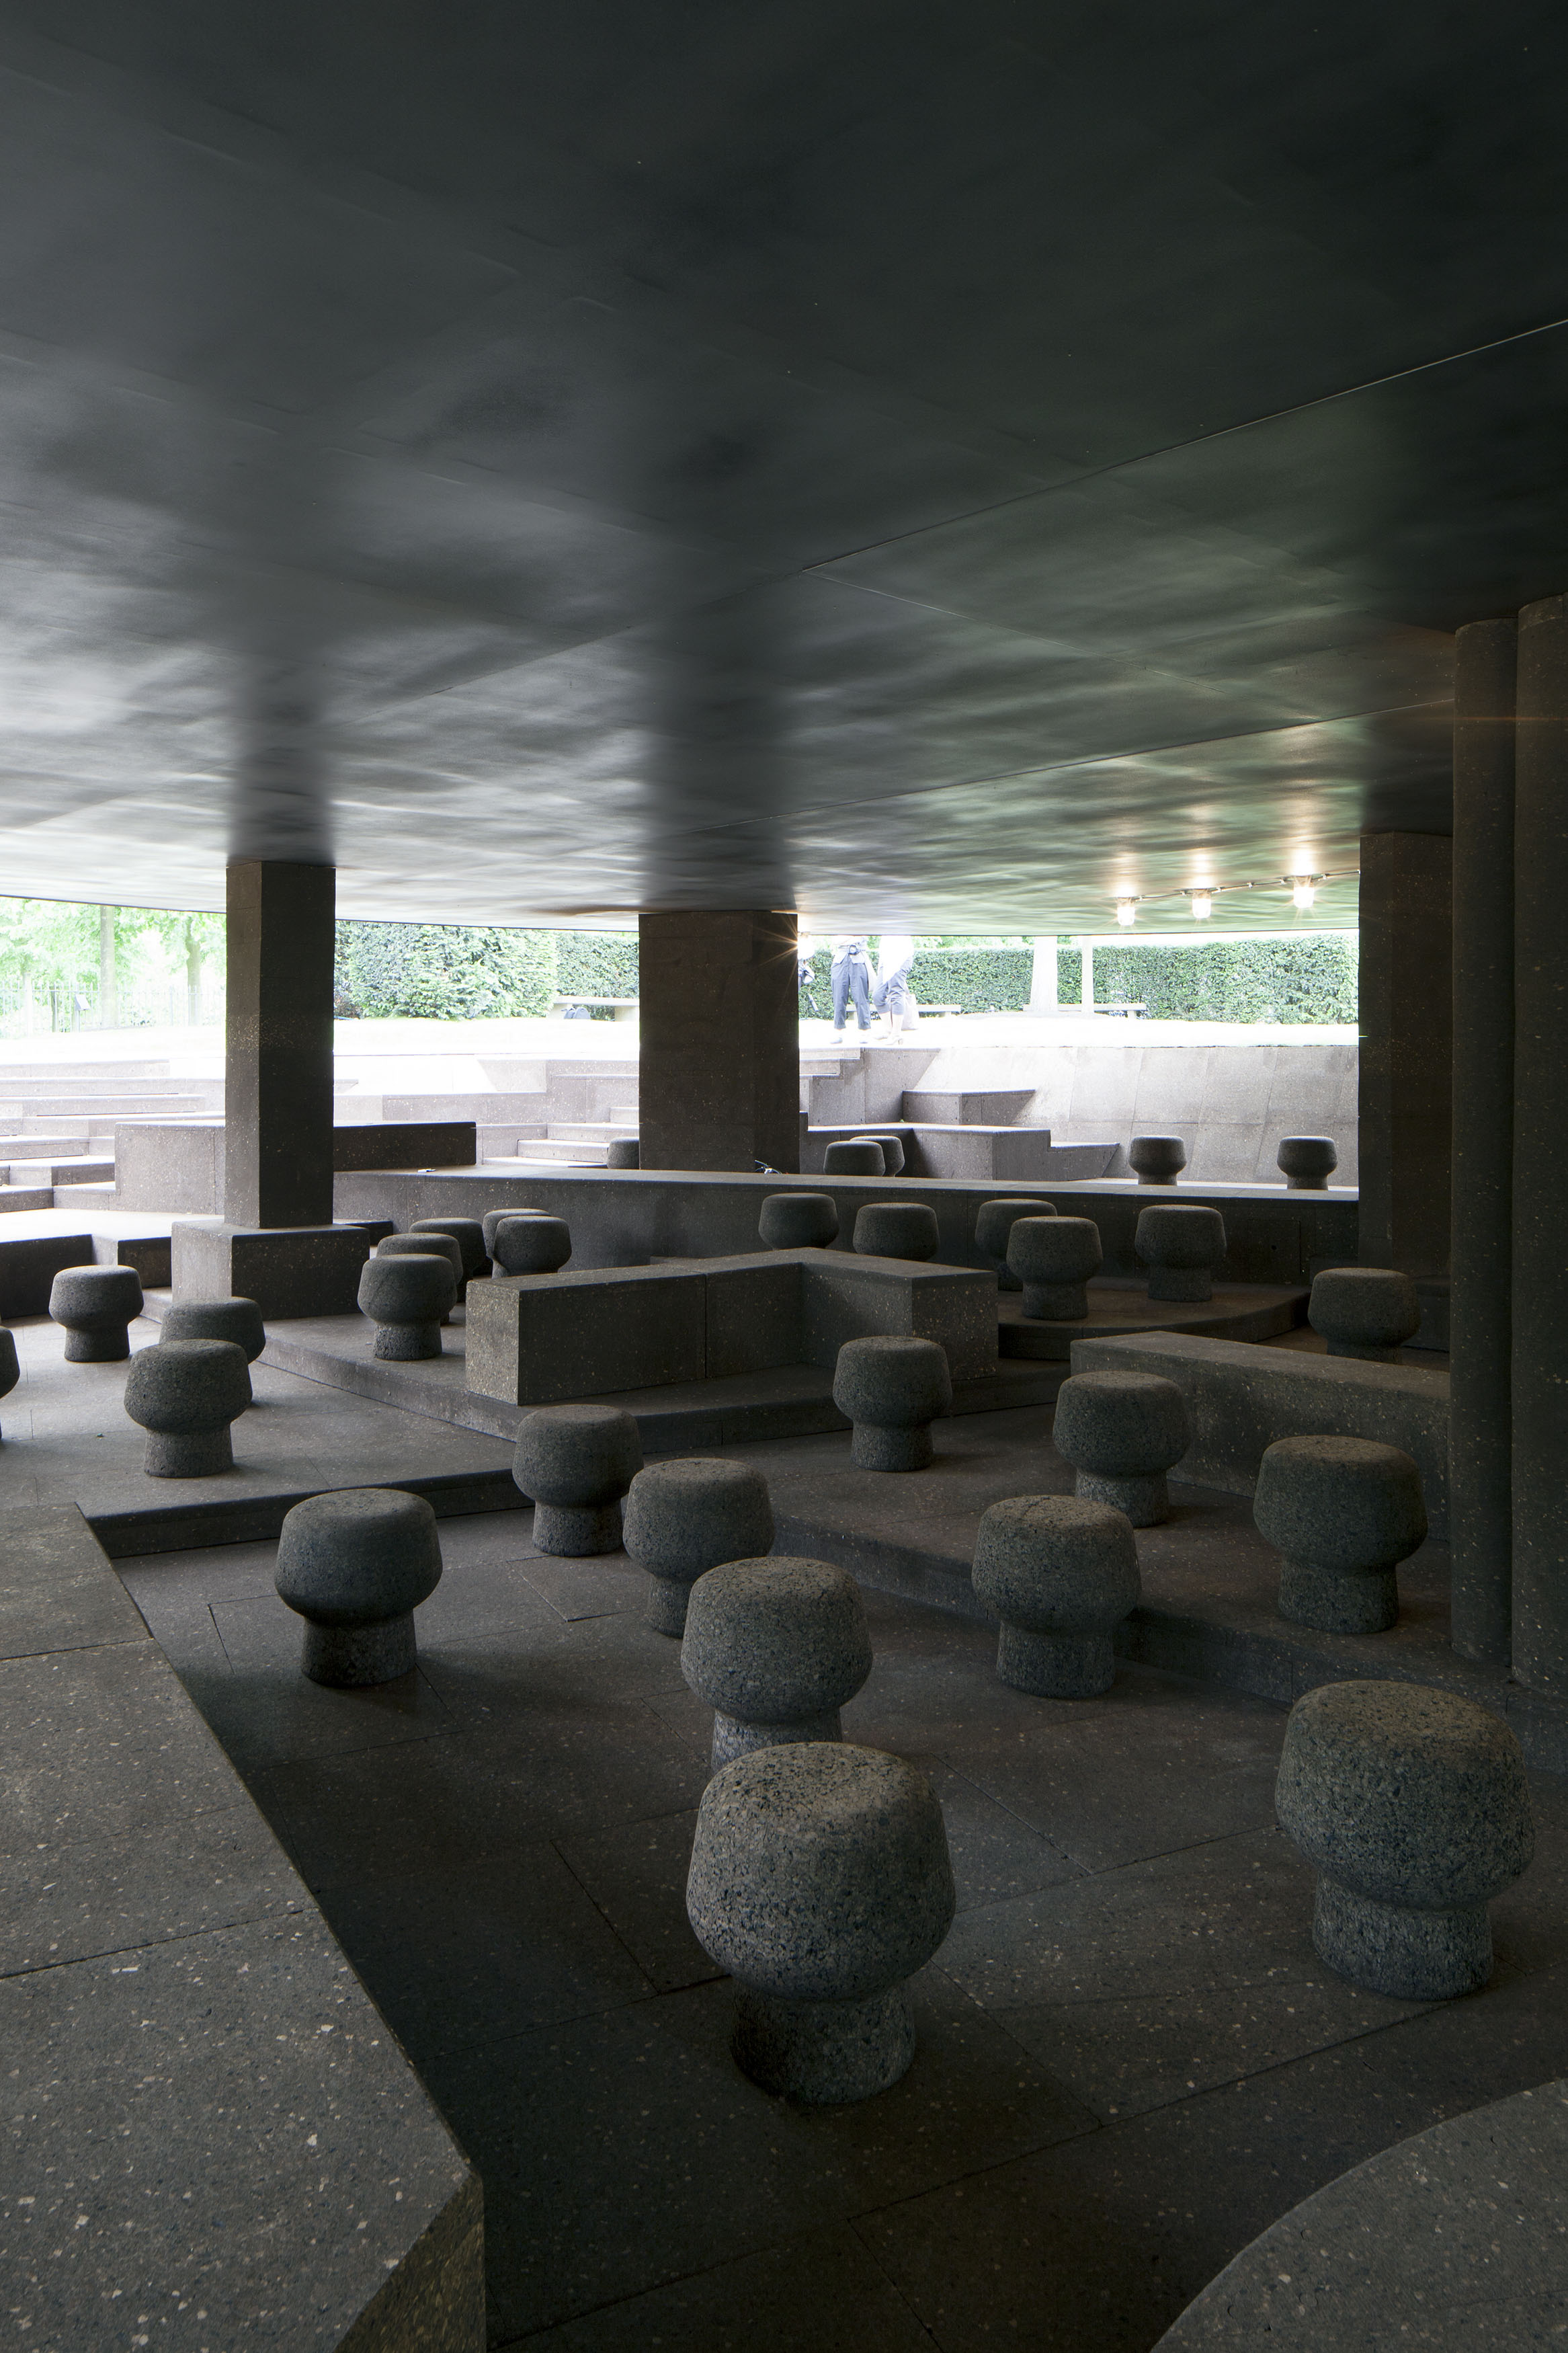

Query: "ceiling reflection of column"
<box><xmin>0</xmin><ymin>4</ymin><xmax>1562</xmax><ymax>929</ymax></box>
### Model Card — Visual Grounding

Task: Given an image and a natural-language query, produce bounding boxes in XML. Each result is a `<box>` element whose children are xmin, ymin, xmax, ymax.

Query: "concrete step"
<box><xmin>0</xmin><ymin>1059</ymin><xmax>172</xmax><ymax>1080</ymax></box>
<box><xmin>376</xmin><ymin>1093</ymin><xmax>547</xmax><ymax>1123</ymax></box>
<box><xmin>52</xmin><ymin>1181</ymin><xmax>118</xmax><ymax>1203</ymax></box>
<box><xmin>3</xmin><ymin>1157</ymin><xmax>116</xmax><ymax>1185</ymax></box>
<box><xmin>474</xmin><ymin>1120</ymin><xmax>550</xmax><ymax>1158</ymax></box>
<box><xmin>514</xmin><ymin>1138</ymin><xmax>611</xmax><ymax>1165</ymax></box>
<box><xmin>546</xmin><ymin>1121</ymin><xmax>638</xmax><ymax>1142</ymax></box>
<box><xmin>0</xmin><ymin>1079</ymin><xmax>204</xmax><ymax>1100</ymax></box>
<box><xmin>8</xmin><ymin>1094</ymin><xmax>213</xmax><ymax>1119</ymax></box>
<box><xmin>0</xmin><ymin>1184</ymin><xmax>54</xmax><ymax>1211</ymax></box>
<box><xmin>1</xmin><ymin>1132</ymin><xmax>104</xmax><ymax>1158</ymax></box>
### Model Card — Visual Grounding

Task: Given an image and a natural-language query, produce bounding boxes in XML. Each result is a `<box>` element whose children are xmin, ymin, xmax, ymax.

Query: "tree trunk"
<box><xmin>99</xmin><ymin>906</ymin><xmax>117</xmax><ymax>1027</ymax></box>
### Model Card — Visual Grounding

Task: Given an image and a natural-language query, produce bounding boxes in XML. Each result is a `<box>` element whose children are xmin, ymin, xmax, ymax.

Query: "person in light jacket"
<box><xmin>872</xmin><ymin>933</ymin><xmax>916</xmax><ymax>1042</ymax></box>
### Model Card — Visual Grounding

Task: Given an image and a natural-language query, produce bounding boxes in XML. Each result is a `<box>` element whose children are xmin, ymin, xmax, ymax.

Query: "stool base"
<box><xmin>711</xmin><ymin>1708</ymin><xmax>843</xmax><ymax>1770</ymax></box>
<box><xmin>533</xmin><ymin>1499</ymin><xmax>622</xmax><ymax>1556</ymax></box>
<box><xmin>732</xmin><ymin>1981</ymin><xmax>915</xmax><ymax>2104</ymax></box>
<box><xmin>372</xmin><ymin>1321</ymin><xmax>442</xmax><ymax>1360</ymax></box>
<box><xmin>302</xmin><ymin>1613</ymin><xmax>417</xmax><ymax>1688</ymax></box>
<box><xmin>644</xmin><ymin>1572</ymin><xmax>695</xmax><ymax>1636</ymax></box>
<box><xmin>850</xmin><ymin>1422</ymin><xmax>934</xmax><ymax>1472</ymax></box>
<box><xmin>144</xmin><ymin>1426</ymin><xmax>234</xmax><ymax>1478</ymax></box>
<box><xmin>1020</xmin><ymin>1281</ymin><xmax>1088</xmax><ymax>1319</ymax></box>
<box><xmin>1314</xmin><ymin>1874</ymin><xmax>1492</xmax><ymax>1999</ymax></box>
<box><xmin>1075</xmin><ymin>1468</ymin><xmax>1169</xmax><ymax>1525</ymax></box>
<box><xmin>63</xmin><ymin>1328</ymin><xmax>130</xmax><ymax>1361</ymax></box>
<box><xmin>995</xmin><ymin>1623</ymin><xmax>1115</xmax><ymax>1699</ymax></box>
<box><xmin>1147</xmin><ymin>1268</ymin><xmax>1212</xmax><ymax>1301</ymax></box>
<box><xmin>1278</xmin><ymin>1556</ymin><xmax>1399</xmax><ymax>1635</ymax></box>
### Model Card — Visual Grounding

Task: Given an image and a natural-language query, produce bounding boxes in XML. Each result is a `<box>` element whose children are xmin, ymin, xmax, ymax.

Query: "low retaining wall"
<box><xmin>1155</xmin><ymin>2079</ymin><xmax>1568</xmax><ymax>2350</ymax></box>
<box><xmin>1072</xmin><ymin>1330</ymin><xmax>1450</xmax><ymax>1536</ymax></box>
<box><xmin>3</xmin><ymin>1503</ymin><xmax>484</xmax><ymax>2348</ymax></box>
<box><xmin>116</xmin><ymin>1121</ymin><xmax>478</xmax><ymax>1211</ymax></box>
<box><xmin>466</xmin><ymin>1248</ymin><xmax>997</xmax><ymax>1404</ymax></box>
<box><xmin>335</xmin><ymin>1167</ymin><xmax>1358</xmax><ymax>1288</ymax></box>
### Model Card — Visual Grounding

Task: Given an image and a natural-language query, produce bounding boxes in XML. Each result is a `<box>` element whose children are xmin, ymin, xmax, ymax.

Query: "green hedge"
<box><xmin>331</xmin><ymin>924</ymin><xmax>1357</xmax><ymax>1025</ymax></box>
<box><xmin>335</xmin><ymin>923</ymin><xmax>558</xmax><ymax>1019</ymax></box>
<box><xmin>798</xmin><ymin>938</ymin><xmax>1356</xmax><ymax>1023</ymax></box>
<box><xmin>556</xmin><ymin>930</ymin><xmax>638</xmax><ymax>1000</ymax></box>
<box><xmin>1087</xmin><ymin>936</ymin><xmax>1358</xmax><ymax>1022</ymax></box>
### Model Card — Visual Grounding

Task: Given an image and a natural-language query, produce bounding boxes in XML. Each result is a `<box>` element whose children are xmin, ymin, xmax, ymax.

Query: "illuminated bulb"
<box><xmin>1285</xmin><ymin>873</ymin><xmax>1321</xmax><ymax>912</ymax></box>
<box><xmin>1186</xmin><ymin>889</ymin><xmax>1213</xmax><ymax>920</ymax></box>
<box><xmin>1115</xmin><ymin>898</ymin><xmax>1138</xmax><ymax>928</ymax></box>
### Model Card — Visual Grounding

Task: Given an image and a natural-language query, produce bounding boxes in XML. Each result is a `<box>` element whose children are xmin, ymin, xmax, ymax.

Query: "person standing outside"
<box><xmin>829</xmin><ymin>936</ymin><xmax>874</xmax><ymax>1043</ymax></box>
<box><xmin>873</xmin><ymin>932</ymin><xmax>916</xmax><ymax>1043</ymax></box>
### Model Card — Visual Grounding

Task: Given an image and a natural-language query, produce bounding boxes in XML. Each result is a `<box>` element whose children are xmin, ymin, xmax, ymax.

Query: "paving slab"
<box><xmin>114</xmin><ymin>1505</ymin><xmax>1568</xmax><ymax>2353</ymax></box>
<box><xmin>0</xmin><ymin>1312</ymin><xmax>521</xmax><ymax>1552</ymax></box>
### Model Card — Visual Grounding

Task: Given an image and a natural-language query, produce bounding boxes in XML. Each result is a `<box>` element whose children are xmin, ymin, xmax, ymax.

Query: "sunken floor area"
<box><xmin>113</xmin><ymin>1425</ymin><xmax>1568</xmax><ymax>2352</ymax></box>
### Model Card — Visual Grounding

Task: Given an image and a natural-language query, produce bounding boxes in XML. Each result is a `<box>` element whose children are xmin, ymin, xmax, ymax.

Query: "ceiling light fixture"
<box><xmin>1284</xmin><ymin>873</ymin><xmax>1322</xmax><ymax>911</ymax></box>
<box><xmin>1114</xmin><ymin>898</ymin><xmax>1138</xmax><ymax>928</ymax></box>
<box><xmin>1185</xmin><ymin>888</ymin><xmax>1214</xmax><ymax>920</ymax></box>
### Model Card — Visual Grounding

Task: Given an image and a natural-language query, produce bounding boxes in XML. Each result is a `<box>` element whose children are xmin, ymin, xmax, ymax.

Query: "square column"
<box><xmin>638</xmin><ymin>911</ymin><xmax>800</xmax><ymax>1172</ymax></box>
<box><xmin>1449</xmin><ymin>619</ymin><xmax>1517</xmax><ymax>1665</ymax></box>
<box><xmin>224</xmin><ymin>859</ymin><xmax>336</xmax><ymax>1226</ymax></box>
<box><xmin>1512</xmin><ymin>594</ymin><xmax>1568</xmax><ymax>1695</ymax></box>
<box><xmin>172</xmin><ymin>859</ymin><xmax>368</xmax><ymax>1315</ymax></box>
<box><xmin>1356</xmin><ymin>831</ymin><xmax>1452</xmax><ymax>1280</ymax></box>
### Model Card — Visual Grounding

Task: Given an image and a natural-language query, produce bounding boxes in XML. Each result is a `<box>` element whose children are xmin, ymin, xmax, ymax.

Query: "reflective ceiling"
<box><xmin>0</xmin><ymin>1</ymin><xmax>1561</xmax><ymax>928</ymax></box>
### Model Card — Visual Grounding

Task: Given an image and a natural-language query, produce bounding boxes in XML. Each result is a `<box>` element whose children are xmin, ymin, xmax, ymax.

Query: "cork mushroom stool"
<box><xmin>975</xmin><ymin>1196</ymin><xmax>1054</xmax><ymax>1290</ymax></box>
<box><xmin>411</xmin><ymin>1215</ymin><xmax>490</xmax><ymax>1288</ymax></box>
<box><xmin>513</xmin><ymin>1402</ymin><xmax>643</xmax><ymax>1555</ymax></box>
<box><xmin>758</xmin><ymin>1191</ymin><xmax>839</xmax><ymax>1249</ymax></box>
<box><xmin>823</xmin><ymin>1139</ymin><xmax>884</xmax><ymax>1176</ymax></box>
<box><xmin>851</xmin><ymin>1201</ymin><xmax>939</xmax><ymax>1261</ymax></box>
<box><xmin>1052</xmin><ymin>1369</ymin><xmax>1190</xmax><ymax>1525</ymax></box>
<box><xmin>971</xmin><ymin>1493</ymin><xmax>1141</xmax><ymax>1698</ymax></box>
<box><xmin>854</xmin><ymin>1132</ymin><xmax>906</xmax><ymax>1174</ymax></box>
<box><xmin>160</xmin><ymin>1297</ymin><xmax>267</xmax><ymax>1363</ymax></box>
<box><xmin>124</xmin><ymin>1338</ymin><xmax>251</xmax><ymax>1476</ymax></box>
<box><xmin>1276</xmin><ymin>1681</ymin><xmax>1534</xmax><ymax>1999</ymax></box>
<box><xmin>481</xmin><ymin>1206</ymin><xmax>544</xmax><ymax>1257</ymax></box>
<box><xmin>682</xmin><ymin>1556</ymin><xmax>872</xmax><ymax>1766</ymax></box>
<box><xmin>1308</xmin><ymin>1267</ymin><xmax>1421</xmax><ymax>1360</ymax></box>
<box><xmin>1006</xmin><ymin>1215</ymin><xmax>1102</xmax><ymax>1319</ymax></box>
<box><xmin>1278</xmin><ymin>1135</ymin><xmax>1339</xmax><ymax>1189</ymax></box>
<box><xmin>358</xmin><ymin>1252</ymin><xmax>454</xmax><ymax>1361</ymax></box>
<box><xmin>606</xmin><ymin>1138</ymin><xmax>641</xmax><ymax>1168</ymax></box>
<box><xmin>275</xmin><ymin>1487</ymin><xmax>444</xmax><ymax>1687</ymax></box>
<box><xmin>48</xmin><ymin>1264</ymin><xmax>145</xmax><ymax>1362</ymax></box>
<box><xmin>686</xmin><ymin>1743</ymin><xmax>956</xmax><ymax>2104</ymax></box>
<box><xmin>376</xmin><ymin>1230</ymin><xmax>464</xmax><ymax>1323</ymax></box>
<box><xmin>622</xmin><ymin>1457</ymin><xmax>775</xmax><ymax>1636</ymax></box>
<box><xmin>1128</xmin><ymin>1134</ymin><xmax>1188</xmax><ymax>1186</ymax></box>
<box><xmin>491</xmin><ymin>1214</ymin><xmax>572</xmax><ymax>1277</ymax></box>
<box><xmin>0</xmin><ymin>1326</ymin><xmax>17</xmax><ymax>1439</ymax></box>
<box><xmin>832</xmin><ymin>1334</ymin><xmax>952</xmax><ymax>1470</ymax></box>
<box><xmin>1135</xmin><ymin>1203</ymin><xmax>1227</xmax><ymax>1302</ymax></box>
<box><xmin>1253</xmin><ymin>1434</ymin><xmax>1428</xmax><ymax>1634</ymax></box>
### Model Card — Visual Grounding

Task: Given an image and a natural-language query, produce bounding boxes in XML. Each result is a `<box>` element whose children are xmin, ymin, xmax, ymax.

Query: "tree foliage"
<box><xmin>334</xmin><ymin>922</ymin><xmax>559</xmax><ymax>1019</ymax></box>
